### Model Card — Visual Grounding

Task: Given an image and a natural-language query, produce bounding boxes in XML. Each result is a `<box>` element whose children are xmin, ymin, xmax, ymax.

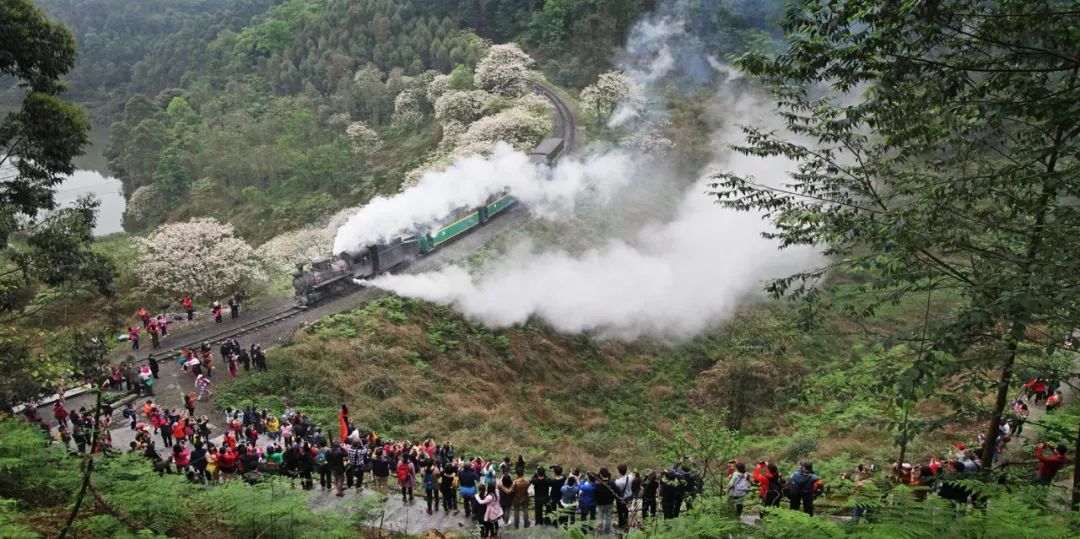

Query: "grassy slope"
<box><xmin>220</xmin><ymin>273</ymin><xmax>973</xmax><ymax>473</ymax></box>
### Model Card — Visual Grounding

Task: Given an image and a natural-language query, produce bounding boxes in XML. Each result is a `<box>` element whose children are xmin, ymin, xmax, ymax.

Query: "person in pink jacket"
<box><xmin>173</xmin><ymin>443</ymin><xmax>191</xmax><ymax>474</ymax></box>
<box><xmin>475</xmin><ymin>484</ymin><xmax>503</xmax><ymax>539</ymax></box>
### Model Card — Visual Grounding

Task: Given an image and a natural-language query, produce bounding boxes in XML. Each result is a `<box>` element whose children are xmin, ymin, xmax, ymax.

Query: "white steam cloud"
<box><xmin>368</xmin><ymin>120</ymin><xmax>820</xmax><ymax>340</ymax></box>
<box><xmin>332</xmin><ymin>144</ymin><xmax>637</xmax><ymax>254</ymax></box>
<box><xmin>340</xmin><ymin>0</ymin><xmax>820</xmax><ymax>340</ymax></box>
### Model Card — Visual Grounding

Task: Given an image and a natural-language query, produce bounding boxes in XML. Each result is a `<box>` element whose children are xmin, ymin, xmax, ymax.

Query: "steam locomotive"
<box><xmin>292</xmin><ymin>138</ymin><xmax>565</xmax><ymax>305</ymax></box>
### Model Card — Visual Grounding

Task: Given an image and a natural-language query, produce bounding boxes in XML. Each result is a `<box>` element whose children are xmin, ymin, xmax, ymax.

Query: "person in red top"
<box><xmin>1035</xmin><ymin>443</ymin><xmax>1070</xmax><ymax>484</ymax></box>
<box><xmin>1024</xmin><ymin>378</ymin><xmax>1049</xmax><ymax>404</ymax></box>
<box><xmin>1045</xmin><ymin>391</ymin><xmax>1064</xmax><ymax>412</ymax></box>
<box><xmin>182</xmin><ymin>296</ymin><xmax>194</xmax><ymax>320</ymax></box>
<box><xmin>52</xmin><ymin>402</ymin><xmax>69</xmax><ymax>427</ymax></box>
<box><xmin>752</xmin><ymin>461</ymin><xmax>782</xmax><ymax>513</ymax></box>
<box><xmin>219</xmin><ymin>447</ymin><xmax>238</xmax><ymax>483</ymax></box>
<box><xmin>137</xmin><ymin>307</ymin><xmax>151</xmax><ymax>327</ymax></box>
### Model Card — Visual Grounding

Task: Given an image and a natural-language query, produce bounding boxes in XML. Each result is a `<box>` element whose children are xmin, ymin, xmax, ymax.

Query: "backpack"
<box><xmin>729</xmin><ymin>472</ymin><xmax>750</xmax><ymax>497</ymax></box>
<box><xmin>316</xmin><ymin>450</ymin><xmax>327</xmax><ymax>466</ymax></box>
<box><xmin>397</xmin><ymin>463</ymin><xmax>410</xmax><ymax>482</ymax></box>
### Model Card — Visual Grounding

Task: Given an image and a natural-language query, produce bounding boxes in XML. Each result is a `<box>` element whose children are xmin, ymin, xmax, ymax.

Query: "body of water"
<box><xmin>61</xmin><ymin>123</ymin><xmax>126</xmax><ymax>236</ymax></box>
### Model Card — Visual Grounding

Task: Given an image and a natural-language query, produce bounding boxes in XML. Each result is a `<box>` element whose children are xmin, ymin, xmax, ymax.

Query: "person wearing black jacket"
<box><xmin>238</xmin><ymin>445</ymin><xmax>260</xmax><ymax>476</ymax></box>
<box><xmin>327</xmin><ymin>444</ymin><xmax>347</xmax><ymax>496</ymax></box>
<box><xmin>190</xmin><ymin>442</ymin><xmax>207</xmax><ymax>483</ymax></box>
<box><xmin>458</xmin><ymin>466</ymin><xmax>479</xmax><ymax>518</ymax></box>
<box><xmin>440</xmin><ymin>464</ymin><xmax>458</xmax><ymax>513</ymax></box>
<box><xmin>546</xmin><ymin>466</ymin><xmax>566</xmax><ymax>525</ymax></box>
<box><xmin>595</xmin><ymin>468</ymin><xmax>617</xmax><ymax>535</ymax></box>
<box><xmin>530</xmin><ymin>467</ymin><xmax>549</xmax><ymax>526</ymax></box>
<box><xmin>641</xmin><ymin>470</ymin><xmax>660</xmax><ymax>519</ymax></box>
<box><xmin>371</xmin><ymin>450</ymin><xmax>390</xmax><ymax>493</ymax></box>
<box><xmin>660</xmin><ymin>471</ymin><xmax>685</xmax><ymax>519</ymax></box>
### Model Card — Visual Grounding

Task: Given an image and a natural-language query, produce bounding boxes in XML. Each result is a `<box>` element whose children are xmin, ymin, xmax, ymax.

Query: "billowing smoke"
<box><xmin>332</xmin><ymin>145</ymin><xmax>637</xmax><ymax>255</ymax></box>
<box><xmin>353</xmin><ymin>0</ymin><xmax>817</xmax><ymax>340</ymax></box>
<box><xmin>368</xmin><ymin>112</ymin><xmax>820</xmax><ymax>340</ymax></box>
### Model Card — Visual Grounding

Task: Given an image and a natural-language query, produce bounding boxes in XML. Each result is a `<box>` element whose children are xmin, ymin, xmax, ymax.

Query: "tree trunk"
<box><xmin>58</xmin><ymin>388</ymin><xmax>102</xmax><ymax>539</ymax></box>
<box><xmin>980</xmin><ymin>337</ymin><xmax>1019</xmax><ymax>470</ymax></box>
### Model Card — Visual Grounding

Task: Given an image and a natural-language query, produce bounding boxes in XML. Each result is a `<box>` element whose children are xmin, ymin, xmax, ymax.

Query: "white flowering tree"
<box><xmin>460</xmin><ymin>104</ymin><xmax>552</xmax><ymax>151</ymax></box>
<box><xmin>137</xmin><ymin>218</ymin><xmax>266</xmax><ymax>299</ymax></box>
<box><xmin>439</xmin><ymin>119</ymin><xmax>467</xmax><ymax>151</ymax></box>
<box><xmin>327</xmin><ymin>111</ymin><xmax>352</xmax><ymax>126</ymax></box>
<box><xmin>257</xmin><ymin>226</ymin><xmax>333</xmax><ymax>274</ymax></box>
<box><xmin>392</xmin><ymin>88</ymin><xmax>424</xmax><ymax>128</ymax></box>
<box><xmin>124</xmin><ymin>184</ymin><xmax>163</xmax><ymax>224</ymax></box>
<box><xmin>621</xmin><ymin>121</ymin><xmax>676</xmax><ymax>156</ymax></box>
<box><xmin>257</xmin><ymin>207</ymin><xmax>356</xmax><ymax>273</ymax></box>
<box><xmin>581</xmin><ymin>71</ymin><xmax>645</xmax><ymax>125</ymax></box>
<box><xmin>434</xmin><ymin>89</ymin><xmax>494</xmax><ymax>125</ymax></box>
<box><xmin>474</xmin><ymin>43</ymin><xmax>534</xmax><ymax>98</ymax></box>
<box><xmin>345</xmin><ymin>121</ymin><xmax>383</xmax><ymax>157</ymax></box>
<box><xmin>426</xmin><ymin>74</ymin><xmax>452</xmax><ymax>103</ymax></box>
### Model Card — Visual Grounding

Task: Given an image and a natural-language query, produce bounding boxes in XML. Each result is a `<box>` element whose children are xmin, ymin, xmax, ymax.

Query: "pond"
<box><xmin>57</xmin><ymin>123</ymin><xmax>126</xmax><ymax>236</ymax></box>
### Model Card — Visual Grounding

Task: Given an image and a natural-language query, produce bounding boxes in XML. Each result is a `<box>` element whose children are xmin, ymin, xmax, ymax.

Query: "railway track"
<box><xmin>138</xmin><ymin>84</ymin><xmax>580</xmax><ymax>364</ymax></box>
<box><xmin>143</xmin><ymin>305</ymin><xmax>305</xmax><ymax>362</ymax></box>
<box><xmin>531</xmin><ymin>81</ymin><xmax>578</xmax><ymax>152</ymax></box>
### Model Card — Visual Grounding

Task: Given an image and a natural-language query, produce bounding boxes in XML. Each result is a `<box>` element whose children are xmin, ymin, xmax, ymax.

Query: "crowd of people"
<box><xmin>125</xmin><ymin>292</ymin><xmax>245</xmax><ymax>351</ymax></box>
<box><xmin>72</xmin><ymin>394</ymin><xmax>1068</xmax><ymax>538</ymax></box>
<box><xmin>14</xmin><ymin>303</ymin><xmax>1076</xmax><ymax>537</ymax></box>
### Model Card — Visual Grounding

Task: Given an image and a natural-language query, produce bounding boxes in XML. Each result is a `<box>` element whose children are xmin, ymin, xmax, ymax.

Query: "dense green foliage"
<box><xmin>0</xmin><ymin>420</ymin><xmax>372</xmax><ymax>538</ymax></box>
<box><xmin>714</xmin><ymin>0</ymin><xmax>1080</xmax><ymax>467</ymax></box>
<box><xmin>1</xmin><ymin>0</ymin><xmax>115</xmax><ymax>410</ymax></box>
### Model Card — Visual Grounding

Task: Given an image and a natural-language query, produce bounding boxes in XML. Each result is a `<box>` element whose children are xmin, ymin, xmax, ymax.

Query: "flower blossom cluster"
<box><xmin>137</xmin><ymin>218</ymin><xmax>265</xmax><ymax>298</ymax></box>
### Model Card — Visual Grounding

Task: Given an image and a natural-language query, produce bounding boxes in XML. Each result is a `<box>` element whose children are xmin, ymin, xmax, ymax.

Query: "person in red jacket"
<box><xmin>52</xmin><ymin>402</ymin><xmax>69</xmax><ymax>427</ymax></box>
<box><xmin>753</xmin><ymin>461</ymin><xmax>782</xmax><ymax>514</ymax></box>
<box><xmin>182</xmin><ymin>296</ymin><xmax>194</xmax><ymax>320</ymax></box>
<box><xmin>1035</xmin><ymin>443</ymin><xmax>1070</xmax><ymax>484</ymax></box>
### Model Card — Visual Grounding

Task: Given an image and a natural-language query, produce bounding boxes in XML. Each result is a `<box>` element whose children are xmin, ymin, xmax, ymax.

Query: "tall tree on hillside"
<box><xmin>713</xmin><ymin>0</ymin><xmax>1080</xmax><ymax>470</ymax></box>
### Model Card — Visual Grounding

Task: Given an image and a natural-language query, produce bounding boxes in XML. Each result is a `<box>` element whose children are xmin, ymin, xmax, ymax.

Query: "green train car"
<box><xmin>293</xmin><ymin>137</ymin><xmax>565</xmax><ymax>304</ymax></box>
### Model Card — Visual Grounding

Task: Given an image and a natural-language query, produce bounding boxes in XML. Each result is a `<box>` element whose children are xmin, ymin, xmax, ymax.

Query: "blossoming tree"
<box><xmin>137</xmin><ymin>218</ymin><xmax>265</xmax><ymax>299</ymax></box>
<box><xmin>581</xmin><ymin>70</ymin><xmax>644</xmax><ymax>124</ymax></box>
<box><xmin>345</xmin><ymin>121</ymin><xmax>382</xmax><ymax>157</ymax></box>
<box><xmin>474</xmin><ymin>43</ymin><xmax>534</xmax><ymax>97</ymax></box>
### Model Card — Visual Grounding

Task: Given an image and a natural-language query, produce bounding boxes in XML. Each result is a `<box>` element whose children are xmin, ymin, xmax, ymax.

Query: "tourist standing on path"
<box><xmin>328</xmin><ymin>442</ymin><xmax>347</xmax><ymax>496</ymax></box>
<box><xmin>459</xmin><ymin>464</ymin><xmax>479</xmax><ymax>518</ymax></box>
<box><xmin>498</xmin><ymin>474</ymin><xmax>514</xmax><ymax>526</ymax></box>
<box><xmin>148</xmin><ymin>354</ymin><xmax>159</xmax><ymax>379</ymax></box>
<box><xmin>183</xmin><ymin>392</ymin><xmax>197</xmax><ymax>416</ymax></box>
<box><xmin>229</xmin><ymin>295</ymin><xmax>240</xmax><ymax>319</ymax></box>
<box><xmin>128</xmin><ymin>327</ymin><xmax>140</xmax><ymax>350</ymax></box>
<box><xmin>511</xmin><ymin>471</ymin><xmax>530</xmax><ymax>528</ymax></box>
<box><xmin>640</xmin><ymin>471</ymin><xmax>659</xmax><ymax>520</ymax></box>
<box><xmin>251</xmin><ymin>344</ymin><xmax>268</xmax><ymax>372</ymax></box>
<box><xmin>212</xmin><ymin>301</ymin><xmax>223</xmax><ymax>323</ymax></box>
<box><xmin>195</xmin><ymin>374</ymin><xmax>213</xmax><ymax>400</ymax></box>
<box><xmin>397</xmin><ymin>455</ymin><xmax>416</xmax><ymax>503</ymax></box>
<box><xmin>788</xmin><ymin>463</ymin><xmax>818</xmax><ymax>516</ymax></box>
<box><xmin>476</xmin><ymin>484</ymin><xmax>504</xmax><ymax>539</ymax></box>
<box><xmin>182</xmin><ymin>295</ymin><xmax>194</xmax><ymax>320</ymax></box>
<box><xmin>52</xmin><ymin>402</ymin><xmax>68</xmax><ymax>428</ymax></box>
<box><xmin>595</xmin><ymin>468</ymin><xmax>616</xmax><ymax>534</ymax></box>
<box><xmin>727</xmin><ymin>462</ymin><xmax>751</xmax><ymax>517</ymax></box>
<box><xmin>423</xmin><ymin>462</ymin><xmax>441</xmax><ymax>514</ymax></box>
<box><xmin>156</xmin><ymin>314</ymin><xmax>168</xmax><ymax>336</ymax></box>
<box><xmin>147</xmin><ymin>322</ymin><xmax>160</xmax><ymax>349</ymax></box>
<box><xmin>529</xmin><ymin>467</ymin><xmax>549</xmax><ymax>526</ymax></box>
<box><xmin>614</xmin><ymin>464</ymin><xmax>635</xmax><ymax>530</ymax></box>
<box><xmin>1035</xmin><ymin>443</ymin><xmax>1070</xmax><ymax>484</ymax></box>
